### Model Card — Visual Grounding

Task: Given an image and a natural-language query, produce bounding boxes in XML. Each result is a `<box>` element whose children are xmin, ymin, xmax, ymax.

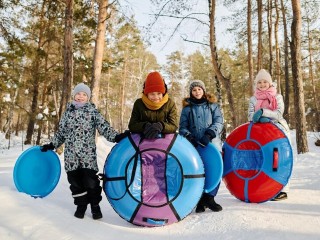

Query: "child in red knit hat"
<box><xmin>128</xmin><ymin>71</ymin><xmax>178</xmax><ymax>138</ymax></box>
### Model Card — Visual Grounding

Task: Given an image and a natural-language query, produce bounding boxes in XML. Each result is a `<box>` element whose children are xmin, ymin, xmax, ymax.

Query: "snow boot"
<box><xmin>74</xmin><ymin>205</ymin><xmax>87</xmax><ymax>219</ymax></box>
<box><xmin>195</xmin><ymin>200</ymin><xmax>206</xmax><ymax>213</ymax></box>
<box><xmin>91</xmin><ymin>204</ymin><xmax>103</xmax><ymax>220</ymax></box>
<box><xmin>271</xmin><ymin>192</ymin><xmax>287</xmax><ymax>201</ymax></box>
<box><xmin>203</xmin><ymin>194</ymin><xmax>223</xmax><ymax>212</ymax></box>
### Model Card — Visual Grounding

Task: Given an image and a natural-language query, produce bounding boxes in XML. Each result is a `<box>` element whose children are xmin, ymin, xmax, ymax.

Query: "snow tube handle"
<box><xmin>273</xmin><ymin>148</ymin><xmax>279</xmax><ymax>171</ymax></box>
<box><xmin>143</xmin><ymin>217</ymin><xmax>168</xmax><ymax>226</ymax></box>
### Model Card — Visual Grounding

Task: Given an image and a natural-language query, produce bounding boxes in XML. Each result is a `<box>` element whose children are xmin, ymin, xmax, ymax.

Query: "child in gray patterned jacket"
<box><xmin>41</xmin><ymin>83</ymin><xmax>127</xmax><ymax>219</ymax></box>
<box><xmin>248</xmin><ymin>69</ymin><xmax>290</xmax><ymax>201</ymax></box>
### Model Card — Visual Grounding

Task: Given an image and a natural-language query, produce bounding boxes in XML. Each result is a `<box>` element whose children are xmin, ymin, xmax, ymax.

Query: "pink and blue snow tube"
<box><xmin>103</xmin><ymin>133</ymin><xmax>205</xmax><ymax>227</ymax></box>
<box><xmin>222</xmin><ymin>122</ymin><xmax>293</xmax><ymax>203</ymax></box>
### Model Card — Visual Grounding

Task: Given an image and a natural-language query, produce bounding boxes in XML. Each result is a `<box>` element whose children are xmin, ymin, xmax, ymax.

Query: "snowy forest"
<box><xmin>0</xmin><ymin>0</ymin><xmax>319</xmax><ymax>153</ymax></box>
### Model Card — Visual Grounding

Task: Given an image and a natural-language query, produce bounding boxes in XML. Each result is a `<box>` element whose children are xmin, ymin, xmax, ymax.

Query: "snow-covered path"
<box><xmin>0</xmin><ymin>132</ymin><xmax>319</xmax><ymax>240</ymax></box>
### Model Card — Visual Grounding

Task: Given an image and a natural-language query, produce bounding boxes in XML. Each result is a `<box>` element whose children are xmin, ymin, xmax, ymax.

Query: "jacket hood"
<box><xmin>182</xmin><ymin>93</ymin><xmax>217</xmax><ymax>107</ymax></box>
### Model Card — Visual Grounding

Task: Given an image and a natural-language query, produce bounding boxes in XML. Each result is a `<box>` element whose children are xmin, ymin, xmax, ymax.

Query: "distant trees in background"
<box><xmin>0</xmin><ymin>0</ymin><xmax>319</xmax><ymax>153</ymax></box>
<box><xmin>150</xmin><ymin>0</ymin><xmax>319</xmax><ymax>153</ymax></box>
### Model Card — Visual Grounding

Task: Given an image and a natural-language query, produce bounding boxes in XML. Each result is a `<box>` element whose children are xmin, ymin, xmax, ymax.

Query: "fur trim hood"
<box><xmin>182</xmin><ymin>93</ymin><xmax>218</xmax><ymax>107</ymax></box>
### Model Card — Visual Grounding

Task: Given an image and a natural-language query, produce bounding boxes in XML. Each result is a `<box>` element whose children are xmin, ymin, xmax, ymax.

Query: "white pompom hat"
<box><xmin>254</xmin><ymin>69</ymin><xmax>273</xmax><ymax>86</ymax></box>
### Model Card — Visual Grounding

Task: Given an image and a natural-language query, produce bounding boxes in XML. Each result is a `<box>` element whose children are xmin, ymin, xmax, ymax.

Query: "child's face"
<box><xmin>191</xmin><ymin>86</ymin><xmax>204</xmax><ymax>99</ymax></box>
<box><xmin>256</xmin><ymin>79</ymin><xmax>271</xmax><ymax>91</ymax></box>
<box><xmin>147</xmin><ymin>92</ymin><xmax>163</xmax><ymax>103</ymax></box>
<box><xmin>74</xmin><ymin>92</ymin><xmax>89</xmax><ymax>103</ymax></box>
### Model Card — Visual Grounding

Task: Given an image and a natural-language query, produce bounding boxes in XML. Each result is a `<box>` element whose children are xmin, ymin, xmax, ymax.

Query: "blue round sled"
<box><xmin>103</xmin><ymin>133</ymin><xmax>205</xmax><ymax>227</ymax></box>
<box><xmin>196</xmin><ymin>143</ymin><xmax>223</xmax><ymax>193</ymax></box>
<box><xmin>13</xmin><ymin>146</ymin><xmax>61</xmax><ymax>198</ymax></box>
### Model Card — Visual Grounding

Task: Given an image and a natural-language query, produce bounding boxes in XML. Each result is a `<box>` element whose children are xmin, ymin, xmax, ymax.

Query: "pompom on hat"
<box><xmin>189</xmin><ymin>80</ymin><xmax>206</xmax><ymax>93</ymax></box>
<box><xmin>254</xmin><ymin>69</ymin><xmax>273</xmax><ymax>86</ymax></box>
<box><xmin>143</xmin><ymin>71</ymin><xmax>166</xmax><ymax>94</ymax></box>
<box><xmin>72</xmin><ymin>83</ymin><xmax>91</xmax><ymax>99</ymax></box>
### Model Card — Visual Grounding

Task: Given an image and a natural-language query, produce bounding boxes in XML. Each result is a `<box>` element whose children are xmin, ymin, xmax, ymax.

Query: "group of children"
<box><xmin>41</xmin><ymin>69</ymin><xmax>290</xmax><ymax>219</ymax></box>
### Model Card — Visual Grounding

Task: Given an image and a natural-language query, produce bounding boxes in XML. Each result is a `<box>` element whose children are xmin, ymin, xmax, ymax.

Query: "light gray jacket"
<box><xmin>248</xmin><ymin>94</ymin><xmax>289</xmax><ymax>132</ymax></box>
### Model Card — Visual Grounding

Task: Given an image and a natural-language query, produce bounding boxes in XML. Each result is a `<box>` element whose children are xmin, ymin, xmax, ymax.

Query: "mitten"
<box><xmin>151</xmin><ymin>122</ymin><xmax>163</xmax><ymax>133</ymax></box>
<box><xmin>143</xmin><ymin>122</ymin><xmax>163</xmax><ymax>139</ymax></box>
<box><xmin>259</xmin><ymin>117</ymin><xmax>271</xmax><ymax>123</ymax></box>
<box><xmin>143</xmin><ymin>122</ymin><xmax>153</xmax><ymax>136</ymax></box>
<box><xmin>144</xmin><ymin>129</ymin><xmax>159</xmax><ymax>139</ymax></box>
<box><xmin>185</xmin><ymin>134</ymin><xmax>198</xmax><ymax>147</ymax></box>
<box><xmin>199</xmin><ymin>134</ymin><xmax>211</xmax><ymax>147</ymax></box>
<box><xmin>114</xmin><ymin>130</ymin><xmax>130</xmax><ymax>143</ymax></box>
<box><xmin>252</xmin><ymin>109</ymin><xmax>263</xmax><ymax>123</ymax></box>
<box><xmin>40</xmin><ymin>142</ymin><xmax>55</xmax><ymax>152</ymax></box>
<box><xmin>205</xmin><ymin>129</ymin><xmax>216</xmax><ymax>139</ymax></box>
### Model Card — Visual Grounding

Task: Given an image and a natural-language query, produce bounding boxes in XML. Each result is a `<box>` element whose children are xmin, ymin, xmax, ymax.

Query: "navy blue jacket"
<box><xmin>179</xmin><ymin>94</ymin><xmax>224</xmax><ymax>141</ymax></box>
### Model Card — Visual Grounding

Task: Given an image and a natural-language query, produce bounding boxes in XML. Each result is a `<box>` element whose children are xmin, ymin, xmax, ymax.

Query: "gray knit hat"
<box><xmin>72</xmin><ymin>83</ymin><xmax>91</xmax><ymax>99</ymax></box>
<box><xmin>189</xmin><ymin>80</ymin><xmax>206</xmax><ymax>93</ymax></box>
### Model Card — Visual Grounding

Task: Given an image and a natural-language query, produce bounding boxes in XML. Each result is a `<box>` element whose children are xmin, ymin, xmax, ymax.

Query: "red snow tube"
<box><xmin>222</xmin><ymin>122</ymin><xmax>293</xmax><ymax>203</ymax></box>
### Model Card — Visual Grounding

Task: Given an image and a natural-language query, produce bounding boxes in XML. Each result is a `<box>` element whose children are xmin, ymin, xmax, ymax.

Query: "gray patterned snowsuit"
<box><xmin>52</xmin><ymin>102</ymin><xmax>118</xmax><ymax>206</ymax></box>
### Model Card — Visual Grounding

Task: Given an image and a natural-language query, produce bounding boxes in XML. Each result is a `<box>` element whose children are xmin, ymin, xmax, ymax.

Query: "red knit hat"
<box><xmin>143</xmin><ymin>71</ymin><xmax>166</xmax><ymax>94</ymax></box>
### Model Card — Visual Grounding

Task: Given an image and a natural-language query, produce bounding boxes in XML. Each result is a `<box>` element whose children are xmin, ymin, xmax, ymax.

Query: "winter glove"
<box><xmin>205</xmin><ymin>129</ymin><xmax>216</xmax><ymax>139</ymax></box>
<box><xmin>259</xmin><ymin>117</ymin><xmax>271</xmax><ymax>123</ymax></box>
<box><xmin>185</xmin><ymin>134</ymin><xmax>198</xmax><ymax>147</ymax></box>
<box><xmin>143</xmin><ymin>122</ymin><xmax>163</xmax><ymax>139</ymax></box>
<box><xmin>114</xmin><ymin>130</ymin><xmax>130</xmax><ymax>143</ymax></box>
<box><xmin>152</xmin><ymin>122</ymin><xmax>163</xmax><ymax>132</ymax></box>
<box><xmin>199</xmin><ymin>134</ymin><xmax>211</xmax><ymax>147</ymax></box>
<box><xmin>143</xmin><ymin>122</ymin><xmax>152</xmax><ymax>136</ymax></box>
<box><xmin>252</xmin><ymin>109</ymin><xmax>263</xmax><ymax>123</ymax></box>
<box><xmin>40</xmin><ymin>142</ymin><xmax>55</xmax><ymax>152</ymax></box>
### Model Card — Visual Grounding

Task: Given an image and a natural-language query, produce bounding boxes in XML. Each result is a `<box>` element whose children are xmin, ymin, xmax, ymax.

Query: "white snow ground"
<box><xmin>0</xmin><ymin>130</ymin><xmax>319</xmax><ymax>240</ymax></box>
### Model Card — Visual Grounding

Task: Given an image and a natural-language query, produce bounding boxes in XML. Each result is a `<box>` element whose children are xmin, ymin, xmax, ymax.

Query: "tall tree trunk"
<box><xmin>36</xmin><ymin>41</ymin><xmax>51</xmax><ymax>145</ymax></box>
<box><xmin>274</xmin><ymin>0</ymin><xmax>281</xmax><ymax>93</ymax></box>
<box><xmin>59</xmin><ymin>0</ymin><xmax>73</xmax><ymax>120</ymax></box>
<box><xmin>0</xmin><ymin>106</ymin><xmax>2</xmax><ymax>130</ymax></box>
<box><xmin>280</xmin><ymin>0</ymin><xmax>290</xmax><ymax>123</ymax></box>
<box><xmin>106</xmin><ymin>68</ymin><xmax>112</xmax><ymax>125</ymax></box>
<box><xmin>306</xmin><ymin>19</ymin><xmax>320</xmax><ymax>131</ymax></box>
<box><xmin>24</xmin><ymin>64</ymin><xmax>40</xmax><ymax>145</ymax></box>
<box><xmin>120</xmin><ymin>60</ymin><xmax>127</xmax><ymax>132</ymax></box>
<box><xmin>24</xmin><ymin>1</ymin><xmax>46</xmax><ymax>145</ymax></box>
<box><xmin>267</xmin><ymin>0</ymin><xmax>273</xmax><ymax>73</ymax></box>
<box><xmin>215</xmin><ymin>75</ymin><xmax>226</xmax><ymax>141</ymax></box>
<box><xmin>247</xmin><ymin>0</ymin><xmax>254</xmax><ymax>95</ymax></box>
<box><xmin>36</xmin><ymin>83</ymin><xmax>48</xmax><ymax>145</ymax></box>
<box><xmin>257</xmin><ymin>0</ymin><xmax>263</xmax><ymax>71</ymax></box>
<box><xmin>91</xmin><ymin>0</ymin><xmax>108</xmax><ymax>107</ymax></box>
<box><xmin>15</xmin><ymin>113</ymin><xmax>21</xmax><ymax>136</ymax></box>
<box><xmin>208</xmin><ymin>0</ymin><xmax>237</xmax><ymax>129</ymax></box>
<box><xmin>4</xmin><ymin>83</ymin><xmax>19</xmax><ymax>145</ymax></box>
<box><xmin>290</xmin><ymin>0</ymin><xmax>308</xmax><ymax>153</ymax></box>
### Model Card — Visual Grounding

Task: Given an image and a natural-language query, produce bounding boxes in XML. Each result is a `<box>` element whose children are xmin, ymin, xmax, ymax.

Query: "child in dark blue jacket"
<box><xmin>179</xmin><ymin>80</ymin><xmax>224</xmax><ymax>213</ymax></box>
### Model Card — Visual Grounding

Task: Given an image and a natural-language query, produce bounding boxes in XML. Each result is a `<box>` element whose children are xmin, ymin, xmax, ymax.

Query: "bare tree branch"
<box><xmin>180</xmin><ymin>35</ymin><xmax>209</xmax><ymax>46</ymax></box>
<box><xmin>157</xmin><ymin>12</ymin><xmax>209</xmax><ymax>50</ymax></box>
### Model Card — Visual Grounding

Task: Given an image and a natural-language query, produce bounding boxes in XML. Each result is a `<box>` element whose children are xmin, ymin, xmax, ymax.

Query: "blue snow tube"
<box><xmin>196</xmin><ymin>143</ymin><xmax>223</xmax><ymax>193</ymax></box>
<box><xmin>103</xmin><ymin>133</ymin><xmax>205</xmax><ymax>227</ymax></box>
<box><xmin>13</xmin><ymin>146</ymin><xmax>61</xmax><ymax>198</ymax></box>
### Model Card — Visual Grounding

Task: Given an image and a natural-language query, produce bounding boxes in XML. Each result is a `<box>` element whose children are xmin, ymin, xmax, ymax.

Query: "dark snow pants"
<box><xmin>67</xmin><ymin>168</ymin><xmax>102</xmax><ymax>206</ymax></box>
